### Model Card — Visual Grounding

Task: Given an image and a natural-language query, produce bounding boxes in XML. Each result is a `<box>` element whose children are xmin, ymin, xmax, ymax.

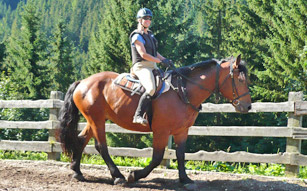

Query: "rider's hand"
<box><xmin>161</xmin><ymin>59</ymin><xmax>174</xmax><ymax>68</ymax></box>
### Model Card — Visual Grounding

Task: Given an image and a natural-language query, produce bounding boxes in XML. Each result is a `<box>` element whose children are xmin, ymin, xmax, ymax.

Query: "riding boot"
<box><xmin>133</xmin><ymin>93</ymin><xmax>152</xmax><ymax>126</ymax></box>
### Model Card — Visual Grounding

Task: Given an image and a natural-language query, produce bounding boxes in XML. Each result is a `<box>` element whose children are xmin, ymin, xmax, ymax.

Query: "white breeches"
<box><xmin>131</xmin><ymin>61</ymin><xmax>158</xmax><ymax>96</ymax></box>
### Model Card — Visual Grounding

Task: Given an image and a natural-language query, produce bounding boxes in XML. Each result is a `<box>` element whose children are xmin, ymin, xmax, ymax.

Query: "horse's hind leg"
<box><xmin>92</xmin><ymin>121</ymin><xmax>126</xmax><ymax>184</ymax></box>
<box><xmin>71</xmin><ymin>124</ymin><xmax>93</xmax><ymax>180</ymax></box>
<box><xmin>128</xmin><ymin>132</ymin><xmax>169</xmax><ymax>183</ymax></box>
<box><xmin>173</xmin><ymin>131</ymin><xmax>194</xmax><ymax>184</ymax></box>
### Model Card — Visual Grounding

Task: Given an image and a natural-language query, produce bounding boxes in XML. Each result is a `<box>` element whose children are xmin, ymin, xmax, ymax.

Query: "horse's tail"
<box><xmin>59</xmin><ymin>81</ymin><xmax>81</xmax><ymax>157</ymax></box>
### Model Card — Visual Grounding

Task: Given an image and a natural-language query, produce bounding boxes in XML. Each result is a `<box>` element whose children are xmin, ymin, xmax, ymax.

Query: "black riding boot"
<box><xmin>133</xmin><ymin>93</ymin><xmax>152</xmax><ymax>126</ymax></box>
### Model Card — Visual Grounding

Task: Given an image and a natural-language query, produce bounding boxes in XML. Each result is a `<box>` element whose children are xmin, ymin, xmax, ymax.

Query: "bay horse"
<box><xmin>59</xmin><ymin>55</ymin><xmax>251</xmax><ymax>185</ymax></box>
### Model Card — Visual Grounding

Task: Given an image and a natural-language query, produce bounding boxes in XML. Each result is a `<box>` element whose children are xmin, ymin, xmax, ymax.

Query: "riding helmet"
<box><xmin>136</xmin><ymin>8</ymin><xmax>153</xmax><ymax>19</ymax></box>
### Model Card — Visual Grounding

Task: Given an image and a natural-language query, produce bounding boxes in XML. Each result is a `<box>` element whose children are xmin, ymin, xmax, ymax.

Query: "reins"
<box><xmin>168</xmin><ymin>63</ymin><xmax>219</xmax><ymax>112</ymax></box>
<box><xmin>169</xmin><ymin>59</ymin><xmax>250</xmax><ymax>112</ymax></box>
<box><xmin>170</xmin><ymin>65</ymin><xmax>216</xmax><ymax>94</ymax></box>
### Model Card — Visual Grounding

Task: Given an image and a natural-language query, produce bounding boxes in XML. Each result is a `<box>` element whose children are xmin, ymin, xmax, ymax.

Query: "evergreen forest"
<box><xmin>0</xmin><ymin>0</ymin><xmax>306</xmax><ymax>155</ymax></box>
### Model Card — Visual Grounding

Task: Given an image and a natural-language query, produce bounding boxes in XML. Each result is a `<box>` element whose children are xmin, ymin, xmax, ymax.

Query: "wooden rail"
<box><xmin>0</xmin><ymin>140</ymin><xmax>306</xmax><ymax>166</ymax></box>
<box><xmin>0</xmin><ymin>91</ymin><xmax>306</xmax><ymax>176</ymax></box>
<box><xmin>1</xmin><ymin>121</ymin><xmax>306</xmax><ymax>138</ymax></box>
<box><xmin>0</xmin><ymin>100</ymin><xmax>296</xmax><ymax>112</ymax></box>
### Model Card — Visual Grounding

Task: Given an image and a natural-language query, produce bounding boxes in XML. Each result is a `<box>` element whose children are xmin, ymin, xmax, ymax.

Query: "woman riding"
<box><xmin>130</xmin><ymin>8</ymin><xmax>172</xmax><ymax>125</ymax></box>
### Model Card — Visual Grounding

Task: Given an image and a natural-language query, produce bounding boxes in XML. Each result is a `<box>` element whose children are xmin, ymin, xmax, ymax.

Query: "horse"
<box><xmin>58</xmin><ymin>54</ymin><xmax>251</xmax><ymax>186</ymax></box>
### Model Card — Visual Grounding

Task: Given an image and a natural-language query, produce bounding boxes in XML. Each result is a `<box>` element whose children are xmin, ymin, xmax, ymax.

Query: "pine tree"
<box><xmin>0</xmin><ymin>1</ymin><xmax>13</xmax><ymax>41</ymax></box>
<box><xmin>240</xmin><ymin>0</ymin><xmax>307</xmax><ymax>101</ymax></box>
<box><xmin>0</xmin><ymin>41</ymin><xmax>5</xmax><ymax>67</ymax></box>
<box><xmin>85</xmin><ymin>0</ymin><xmax>138</xmax><ymax>75</ymax></box>
<box><xmin>49</xmin><ymin>20</ymin><xmax>74</xmax><ymax>92</ymax></box>
<box><xmin>149</xmin><ymin>0</ymin><xmax>198</xmax><ymax>66</ymax></box>
<box><xmin>4</xmin><ymin>1</ymin><xmax>49</xmax><ymax>99</ymax></box>
<box><xmin>191</xmin><ymin>0</ymin><xmax>242</xmax><ymax>60</ymax></box>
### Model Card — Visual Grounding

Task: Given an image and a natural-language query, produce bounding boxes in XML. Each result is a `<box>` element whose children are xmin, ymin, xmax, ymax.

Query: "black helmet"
<box><xmin>136</xmin><ymin>8</ymin><xmax>153</xmax><ymax>19</ymax></box>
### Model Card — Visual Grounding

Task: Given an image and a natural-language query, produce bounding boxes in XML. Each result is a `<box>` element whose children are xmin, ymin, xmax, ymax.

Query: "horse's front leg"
<box><xmin>174</xmin><ymin>131</ymin><xmax>194</xmax><ymax>184</ymax></box>
<box><xmin>94</xmin><ymin>140</ymin><xmax>126</xmax><ymax>184</ymax></box>
<box><xmin>128</xmin><ymin>132</ymin><xmax>169</xmax><ymax>183</ymax></box>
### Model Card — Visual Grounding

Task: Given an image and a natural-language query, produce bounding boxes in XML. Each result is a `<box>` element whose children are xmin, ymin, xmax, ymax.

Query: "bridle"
<box><xmin>215</xmin><ymin>61</ymin><xmax>250</xmax><ymax>107</ymax></box>
<box><xmin>171</xmin><ymin>59</ymin><xmax>250</xmax><ymax>111</ymax></box>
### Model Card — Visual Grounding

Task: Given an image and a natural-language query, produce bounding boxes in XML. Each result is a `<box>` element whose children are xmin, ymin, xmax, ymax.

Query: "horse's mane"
<box><xmin>176</xmin><ymin>56</ymin><xmax>248</xmax><ymax>77</ymax></box>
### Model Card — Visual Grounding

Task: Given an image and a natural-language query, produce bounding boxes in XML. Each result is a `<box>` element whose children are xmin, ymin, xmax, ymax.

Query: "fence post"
<box><xmin>285</xmin><ymin>91</ymin><xmax>303</xmax><ymax>177</ymax></box>
<box><xmin>48</xmin><ymin>91</ymin><xmax>64</xmax><ymax>160</ymax></box>
<box><xmin>161</xmin><ymin>135</ymin><xmax>173</xmax><ymax>168</ymax></box>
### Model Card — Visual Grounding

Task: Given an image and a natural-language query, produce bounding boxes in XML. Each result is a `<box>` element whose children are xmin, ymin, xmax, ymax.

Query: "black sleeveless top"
<box><xmin>129</xmin><ymin>29</ymin><xmax>158</xmax><ymax>65</ymax></box>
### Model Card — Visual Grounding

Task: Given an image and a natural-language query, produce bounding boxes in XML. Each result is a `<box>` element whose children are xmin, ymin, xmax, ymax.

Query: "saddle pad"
<box><xmin>113</xmin><ymin>73</ymin><xmax>172</xmax><ymax>96</ymax></box>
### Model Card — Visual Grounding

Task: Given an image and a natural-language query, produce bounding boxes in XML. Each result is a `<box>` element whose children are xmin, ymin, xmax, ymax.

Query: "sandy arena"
<box><xmin>0</xmin><ymin>160</ymin><xmax>306</xmax><ymax>191</ymax></box>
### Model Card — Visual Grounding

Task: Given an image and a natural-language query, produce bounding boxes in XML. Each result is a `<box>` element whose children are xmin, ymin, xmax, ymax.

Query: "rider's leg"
<box><xmin>132</xmin><ymin>66</ymin><xmax>156</xmax><ymax>125</ymax></box>
<box><xmin>133</xmin><ymin>92</ymin><xmax>152</xmax><ymax>125</ymax></box>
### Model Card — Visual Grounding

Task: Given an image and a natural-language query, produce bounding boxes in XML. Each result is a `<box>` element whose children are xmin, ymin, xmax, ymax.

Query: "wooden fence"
<box><xmin>0</xmin><ymin>91</ymin><xmax>307</xmax><ymax>177</ymax></box>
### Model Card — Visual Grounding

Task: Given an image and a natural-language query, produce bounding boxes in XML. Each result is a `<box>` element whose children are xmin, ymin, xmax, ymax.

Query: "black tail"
<box><xmin>59</xmin><ymin>81</ymin><xmax>81</xmax><ymax>157</ymax></box>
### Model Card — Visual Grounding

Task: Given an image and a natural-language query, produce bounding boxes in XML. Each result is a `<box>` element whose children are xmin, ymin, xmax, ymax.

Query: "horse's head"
<box><xmin>218</xmin><ymin>55</ymin><xmax>251</xmax><ymax>113</ymax></box>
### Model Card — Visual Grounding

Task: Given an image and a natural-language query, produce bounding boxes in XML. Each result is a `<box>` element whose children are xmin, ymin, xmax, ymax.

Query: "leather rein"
<box><xmin>171</xmin><ymin>60</ymin><xmax>250</xmax><ymax>112</ymax></box>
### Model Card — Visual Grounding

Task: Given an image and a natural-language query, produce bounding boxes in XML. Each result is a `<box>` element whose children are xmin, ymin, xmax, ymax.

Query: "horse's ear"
<box><xmin>233</xmin><ymin>54</ymin><xmax>241</xmax><ymax>69</ymax></box>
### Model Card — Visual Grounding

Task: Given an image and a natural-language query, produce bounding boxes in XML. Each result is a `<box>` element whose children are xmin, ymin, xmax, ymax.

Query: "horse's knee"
<box><xmin>94</xmin><ymin>139</ymin><xmax>105</xmax><ymax>151</ymax></box>
<box><xmin>94</xmin><ymin>142</ymin><xmax>111</xmax><ymax>161</ymax></box>
<box><xmin>94</xmin><ymin>141</ymin><xmax>101</xmax><ymax>151</ymax></box>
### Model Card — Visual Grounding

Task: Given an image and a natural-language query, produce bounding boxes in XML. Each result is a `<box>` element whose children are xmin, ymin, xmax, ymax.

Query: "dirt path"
<box><xmin>0</xmin><ymin>160</ymin><xmax>306</xmax><ymax>191</ymax></box>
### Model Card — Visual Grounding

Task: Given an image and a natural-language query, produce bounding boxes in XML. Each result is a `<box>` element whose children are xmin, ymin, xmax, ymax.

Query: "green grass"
<box><xmin>0</xmin><ymin>150</ymin><xmax>47</xmax><ymax>160</ymax></box>
<box><xmin>1</xmin><ymin>150</ymin><xmax>307</xmax><ymax>179</ymax></box>
<box><xmin>61</xmin><ymin>153</ymin><xmax>152</xmax><ymax>167</ymax></box>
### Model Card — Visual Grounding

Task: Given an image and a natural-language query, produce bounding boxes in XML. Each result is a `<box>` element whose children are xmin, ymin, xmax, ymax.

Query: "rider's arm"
<box><xmin>157</xmin><ymin>52</ymin><xmax>166</xmax><ymax>61</ymax></box>
<box><xmin>134</xmin><ymin>40</ymin><xmax>162</xmax><ymax>63</ymax></box>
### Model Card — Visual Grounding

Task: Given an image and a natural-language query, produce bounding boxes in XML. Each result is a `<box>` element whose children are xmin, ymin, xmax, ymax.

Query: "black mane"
<box><xmin>175</xmin><ymin>56</ymin><xmax>248</xmax><ymax>77</ymax></box>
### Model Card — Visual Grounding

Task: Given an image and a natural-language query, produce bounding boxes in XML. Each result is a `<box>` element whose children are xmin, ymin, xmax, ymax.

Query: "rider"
<box><xmin>130</xmin><ymin>8</ymin><xmax>172</xmax><ymax>126</ymax></box>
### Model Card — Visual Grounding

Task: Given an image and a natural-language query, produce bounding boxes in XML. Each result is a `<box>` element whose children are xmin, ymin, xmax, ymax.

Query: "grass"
<box><xmin>0</xmin><ymin>150</ymin><xmax>47</xmax><ymax>160</ymax></box>
<box><xmin>1</xmin><ymin>150</ymin><xmax>307</xmax><ymax>179</ymax></box>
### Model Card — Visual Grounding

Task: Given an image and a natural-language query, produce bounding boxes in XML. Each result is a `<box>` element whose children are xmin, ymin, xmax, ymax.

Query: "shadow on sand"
<box><xmin>83</xmin><ymin>176</ymin><xmax>307</xmax><ymax>191</ymax></box>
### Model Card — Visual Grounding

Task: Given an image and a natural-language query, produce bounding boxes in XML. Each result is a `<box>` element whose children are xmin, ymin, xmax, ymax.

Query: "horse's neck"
<box><xmin>186</xmin><ymin>68</ymin><xmax>217</xmax><ymax>107</ymax></box>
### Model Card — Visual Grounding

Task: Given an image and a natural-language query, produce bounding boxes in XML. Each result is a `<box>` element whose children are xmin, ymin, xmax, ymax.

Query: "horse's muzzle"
<box><xmin>233</xmin><ymin>100</ymin><xmax>252</xmax><ymax>113</ymax></box>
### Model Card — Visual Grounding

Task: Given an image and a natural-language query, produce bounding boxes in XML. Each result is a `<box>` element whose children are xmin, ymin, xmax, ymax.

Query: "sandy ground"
<box><xmin>0</xmin><ymin>159</ymin><xmax>306</xmax><ymax>191</ymax></box>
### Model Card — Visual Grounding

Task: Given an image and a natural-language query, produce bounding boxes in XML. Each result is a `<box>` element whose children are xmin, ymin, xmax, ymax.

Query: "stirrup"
<box><xmin>133</xmin><ymin>116</ymin><xmax>148</xmax><ymax>126</ymax></box>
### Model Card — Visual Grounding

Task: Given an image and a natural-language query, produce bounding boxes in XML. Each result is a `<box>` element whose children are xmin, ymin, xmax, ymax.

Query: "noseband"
<box><xmin>172</xmin><ymin>59</ymin><xmax>250</xmax><ymax>111</ymax></box>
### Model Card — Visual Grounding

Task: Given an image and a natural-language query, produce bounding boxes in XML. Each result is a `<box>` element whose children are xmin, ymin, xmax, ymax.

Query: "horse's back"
<box><xmin>81</xmin><ymin>71</ymin><xmax>119</xmax><ymax>85</ymax></box>
<box><xmin>72</xmin><ymin>71</ymin><xmax>118</xmax><ymax>113</ymax></box>
<box><xmin>74</xmin><ymin>71</ymin><xmax>119</xmax><ymax>99</ymax></box>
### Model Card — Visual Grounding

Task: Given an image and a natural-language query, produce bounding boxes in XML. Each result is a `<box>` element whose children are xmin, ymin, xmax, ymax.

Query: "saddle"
<box><xmin>114</xmin><ymin>68</ymin><xmax>194</xmax><ymax>109</ymax></box>
<box><xmin>114</xmin><ymin>69</ymin><xmax>171</xmax><ymax>99</ymax></box>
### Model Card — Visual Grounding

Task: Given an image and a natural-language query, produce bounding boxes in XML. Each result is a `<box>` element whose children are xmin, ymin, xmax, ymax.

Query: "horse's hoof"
<box><xmin>72</xmin><ymin>173</ymin><xmax>85</xmax><ymax>181</ymax></box>
<box><xmin>183</xmin><ymin>183</ymin><xmax>198</xmax><ymax>191</ymax></box>
<box><xmin>127</xmin><ymin>171</ymin><xmax>135</xmax><ymax>183</ymax></box>
<box><xmin>114</xmin><ymin>177</ymin><xmax>126</xmax><ymax>185</ymax></box>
